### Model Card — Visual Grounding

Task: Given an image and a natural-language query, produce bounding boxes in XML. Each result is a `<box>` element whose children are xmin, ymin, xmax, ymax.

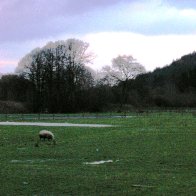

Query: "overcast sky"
<box><xmin>1</xmin><ymin>0</ymin><xmax>196</xmax><ymax>73</ymax></box>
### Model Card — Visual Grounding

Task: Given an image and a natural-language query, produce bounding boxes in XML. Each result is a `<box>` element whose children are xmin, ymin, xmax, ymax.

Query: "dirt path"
<box><xmin>0</xmin><ymin>121</ymin><xmax>112</xmax><ymax>127</ymax></box>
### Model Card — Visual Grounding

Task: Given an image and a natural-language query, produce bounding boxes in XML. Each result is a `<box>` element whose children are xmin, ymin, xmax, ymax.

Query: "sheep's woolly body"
<box><xmin>39</xmin><ymin>130</ymin><xmax>54</xmax><ymax>140</ymax></box>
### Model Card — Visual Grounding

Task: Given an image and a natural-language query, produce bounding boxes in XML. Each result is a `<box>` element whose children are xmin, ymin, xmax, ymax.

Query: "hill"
<box><xmin>130</xmin><ymin>52</ymin><xmax>196</xmax><ymax>107</ymax></box>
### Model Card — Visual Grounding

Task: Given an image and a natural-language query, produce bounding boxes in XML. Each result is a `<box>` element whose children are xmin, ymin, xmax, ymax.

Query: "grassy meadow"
<box><xmin>0</xmin><ymin>112</ymin><xmax>195</xmax><ymax>195</ymax></box>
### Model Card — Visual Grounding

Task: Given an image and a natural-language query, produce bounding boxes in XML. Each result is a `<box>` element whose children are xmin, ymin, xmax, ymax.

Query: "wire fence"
<box><xmin>0</xmin><ymin>113</ymin><xmax>128</xmax><ymax>121</ymax></box>
<box><xmin>0</xmin><ymin>108</ymin><xmax>195</xmax><ymax>121</ymax></box>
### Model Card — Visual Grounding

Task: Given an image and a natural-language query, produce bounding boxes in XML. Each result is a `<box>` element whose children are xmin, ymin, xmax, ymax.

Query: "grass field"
<box><xmin>0</xmin><ymin>112</ymin><xmax>195</xmax><ymax>195</ymax></box>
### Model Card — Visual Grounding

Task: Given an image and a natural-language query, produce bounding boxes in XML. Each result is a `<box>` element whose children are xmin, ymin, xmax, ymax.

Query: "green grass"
<box><xmin>0</xmin><ymin>113</ymin><xmax>195</xmax><ymax>195</ymax></box>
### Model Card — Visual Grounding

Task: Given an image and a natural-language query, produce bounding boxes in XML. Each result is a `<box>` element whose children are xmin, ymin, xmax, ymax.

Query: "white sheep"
<box><xmin>38</xmin><ymin>130</ymin><xmax>56</xmax><ymax>145</ymax></box>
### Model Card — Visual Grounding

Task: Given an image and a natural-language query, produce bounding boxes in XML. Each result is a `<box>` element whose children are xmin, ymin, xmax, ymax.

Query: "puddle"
<box><xmin>11</xmin><ymin>159</ymin><xmax>118</xmax><ymax>165</ymax></box>
<box><xmin>0</xmin><ymin>121</ymin><xmax>112</xmax><ymax>127</ymax></box>
<box><xmin>10</xmin><ymin>158</ymin><xmax>75</xmax><ymax>164</ymax></box>
<box><xmin>22</xmin><ymin>182</ymin><xmax>29</xmax><ymax>185</ymax></box>
<box><xmin>11</xmin><ymin>160</ymin><xmax>34</xmax><ymax>163</ymax></box>
<box><xmin>84</xmin><ymin>160</ymin><xmax>113</xmax><ymax>165</ymax></box>
<box><xmin>10</xmin><ymin>159</ymin><xmax>63</xmax><ymax>163</ymax></box>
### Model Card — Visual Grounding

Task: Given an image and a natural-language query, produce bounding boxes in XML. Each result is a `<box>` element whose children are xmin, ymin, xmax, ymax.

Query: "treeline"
<box><xmin>0</xmin><ymin>51</ymin><xmax>196</xmax><ymax>113</ymax></box>
<box><xmin>0</xmin><ymin>74</ymin><xmax>110</xmax><ymax>113</ymax></box>
<box><xmin>123</xmin><ymin>52</ymin><xmax>196</xmax><ymax>108</ymax></box>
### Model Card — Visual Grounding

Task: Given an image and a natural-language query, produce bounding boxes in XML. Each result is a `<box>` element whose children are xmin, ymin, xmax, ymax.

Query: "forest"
<box><xmin>0</xmin><ymin>39</ymin><xmax>196</xmax><ymax>113</ymax></box>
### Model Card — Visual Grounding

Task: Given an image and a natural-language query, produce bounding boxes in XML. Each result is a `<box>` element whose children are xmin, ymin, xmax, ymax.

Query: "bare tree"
<box><xmin>101</xmin><ymin>55</ymin><xmax>146</xmax><ymax>85</ymax></box>
<box><xmin>101</xmin><ymin>55</ymin><xmax>146</xmax><ymax>109</ymax></box>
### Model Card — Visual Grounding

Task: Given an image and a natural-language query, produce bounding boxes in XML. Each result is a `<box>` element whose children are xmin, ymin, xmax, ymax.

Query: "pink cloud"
<box><xmin>0</xmin><ymin>60</ymin><xmax>17</xmax><ymax>66</ymax></box>
<box><xmin>0</xmin><ymin>60</ymin><xmax>18</xmax><ymax>73</ymax></box>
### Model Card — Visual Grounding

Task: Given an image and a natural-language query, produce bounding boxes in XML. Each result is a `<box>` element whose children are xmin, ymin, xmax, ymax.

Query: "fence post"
<box><xmin>21</xmin><ymin>113</ymin><xmax>24</xmax><ymax>121</ymax></box>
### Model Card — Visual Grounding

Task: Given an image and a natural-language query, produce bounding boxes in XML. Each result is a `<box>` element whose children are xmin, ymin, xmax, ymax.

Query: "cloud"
<box><xmin>0</xmin><ymin>0</ymin><xmax>131</xmax><ymax>42</ymax></box>
<box><xmin>1</xmin><ymin>31</ymin><xmax>196</xmax><ymax>73</ymax></box>
<box><xmin>0</xmin><ymin>60</ymin><xmax>18</xmax><ymax>73</ymax></box>
<box><xmin>1</xmin><ymin>0</ymin><xmax>196</xmax><ymax>73</ymax></box>
<box><xmin>166</xmin><ymin>0</ymin><xmax>196</xmax><ymax>9</ymax></box>
<box><xmin>64</xmin><ymin>0</ymin><xmax>131</xmax><ymax>14</ymax></box>
<box><xmin>89</xmin><ymin>0</ymin><xmax>196</xmax><ymax>35</ymax></box>
<box><xmin>0</xmin><ymin>60</ymin><xmax>17</xmax><ymax>66</ymax></box>
<box><xmin>60</xmin><ymin>0</ymin><xmax>196</xmax><ymax>36</ymax></box>
<box><xmin>1</xmin><ymin>0</ymin><xmax>196</xmax><ymax>43</ymax></box>
<box><xmin>83</xmin><ymin>32</ymin><xmax>196</xmax><ymax>71</ymax></box>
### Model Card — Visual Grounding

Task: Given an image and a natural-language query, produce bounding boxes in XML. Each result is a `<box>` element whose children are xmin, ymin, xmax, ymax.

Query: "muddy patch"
<box><xmin>84</xmin><ymin>160</ymin><xmax>113</xmax><ymax>165</ymax></box>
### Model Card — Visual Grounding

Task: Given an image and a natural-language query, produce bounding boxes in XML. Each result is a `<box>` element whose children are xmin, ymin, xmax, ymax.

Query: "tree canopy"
<box><xmin>15</xmin><ymin>39</ymin><xmax>94</xmax><ymax>113</ymax></box>
<box><xmin>101</xmin><ymin>55</ymin><xmax>146</xmax><ymax>86</ymax></box>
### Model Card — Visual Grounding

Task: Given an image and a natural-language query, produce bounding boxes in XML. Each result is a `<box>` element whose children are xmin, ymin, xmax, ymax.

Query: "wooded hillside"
<box><xmin>0</xmin><ymin>52</ymin><xmax>196</xmax><ymax>113</ymax></box>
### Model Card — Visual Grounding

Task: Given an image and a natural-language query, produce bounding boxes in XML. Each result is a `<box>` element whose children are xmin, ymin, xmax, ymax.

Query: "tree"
<box><xmin>101</xmin><ymin>55</ymin><xmax>146</xmax><ymax>85</ymax></box>
<box><xmin>0</xmin><ymin>74</ymin><xmax>33</xmax><ymax>112</ymax></box>
<box><xmin>15</xmin><ymin>39</ymin><xmax>94</xmax><ymax>113</ymax></box>
<box><xmin>101</xmin><ymin>55</ymin><xmax>146</xmax><ymax>109</ymax></box>
<box><xmin>0</xmin><ymin>74</ymin><xmax>32</xmax><ymax>102</ymax></box>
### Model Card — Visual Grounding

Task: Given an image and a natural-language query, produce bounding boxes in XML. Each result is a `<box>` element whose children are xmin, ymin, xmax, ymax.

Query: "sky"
<box><xmin>1</xmin><ymin>0</ymin><xmax>196</xmax><ymax>74</ymax></box>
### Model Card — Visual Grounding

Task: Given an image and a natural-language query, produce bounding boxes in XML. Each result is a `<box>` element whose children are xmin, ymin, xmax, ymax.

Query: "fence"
<box><xmin>0</xmin><ymin>112</ymin><xmax>129</xmax><ymax>121</ymax></box>
<box><xmin>0</xmin><ymin>108</ymin><xmax>195</xmax><ymax>121</ymax></box>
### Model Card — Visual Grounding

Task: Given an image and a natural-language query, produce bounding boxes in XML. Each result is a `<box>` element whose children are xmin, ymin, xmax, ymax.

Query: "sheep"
<box><xmin>38</xmin><ymin>130</ymin><xmax>56</xmax><ymax>145</ymax></box>
<box><xmin>39</xmin><ymin>130</ymin><xmax>54</xmax><ymax>140</ymax></box>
